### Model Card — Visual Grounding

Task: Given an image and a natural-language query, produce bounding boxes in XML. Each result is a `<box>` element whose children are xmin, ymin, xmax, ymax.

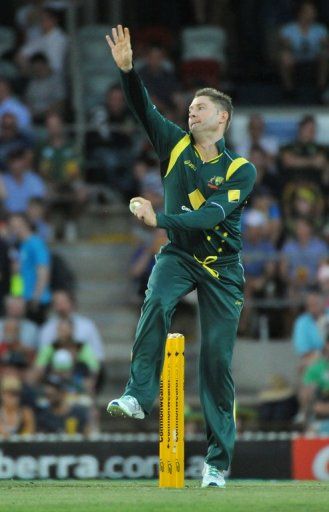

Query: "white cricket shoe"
<box><xmin>106</xmin><ymin>395</ymin><xmax>145</xmax><ymax>419</ymax></box>
<box><xmin>201</xmin><ymin>462</ymin><xmax>226</xmax><ymax>488</ymax></box>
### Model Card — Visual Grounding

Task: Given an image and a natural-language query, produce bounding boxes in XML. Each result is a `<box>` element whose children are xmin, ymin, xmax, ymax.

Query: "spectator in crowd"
<box><xmin>15</xmin><ymin>0</ymin><xmax>44</xmax><ymax>43</ymax></box>
<box><xmin>0</xmin><ymin>317</ymin><xmax>34</xmax><ymax>367</ymax></box>
<box><xmin>36</xmin><ymin>374</ymin><xmax>92</xmax><ymax>434</ymax></box>
<box><xmin>240</xmin><ymin>209</ymin><xmax>277</xmax><ymax>335</ymax></box>
<box><xmin>258</xmin><ymin>374</ymin><xmax>298</xmax><ymax>431</ymax></box>
<box><xmin>9</xmin><ymin>213</ymin><xmax>51</xmax><ymax>324</ymax></box>
<box><xmin>33</xmin><ymin>317</ymin><xmax>99</xmax><ymax>394</ymax></box>
<box><xmin>279</xmin><ymin>1</ymin><xmax>329</xmax><ymax>97</ymax></box>
<box><xmin>27</xmin><ymin>197</ymin><xmax>52</xmax><ymax>243</ymax></box>
<box><xmin>280</xmin><ymin>218</ymin><xmax>328</xmax><ymax>297</ymax></box>
<box><xmin>39</xmin><ymin>290</ymin><xmax>105</xmax><ymax>364</ymax></box>
<box><xmin>18</xmin><ymin>7</ymin><xmax>68</xmax><ymax>75</ymax></box>
<box><xmin>317</xmin><ymin>263</ymin><xmax>329</xmax><ymax>306</ymax></box>
<box><xmin>38</xmin><ymin>112</ymin><xmax>87</xmax><ymax>240</ymax></box>
<box><xmin>279</xmin><ymin>115</ymin><xmax>329</xmax><ymax>187</ymax></box>
<box><xmin>138</xmin><ymin>45</ymin><xmax>180</xmax><ymax>111</ymax></box>
<box><xmin>0</xmin><ymin>78</ymin><xmax>32</xmax><ymax>131</ymax></box>
<box><xmin>235</xmin><ymin>115</ymin><xmax>279</xmax><ymax>163</ymax></box>
<box><xmin>130</xmin><ymin>229</ymin><xmax>168</xmax><ymax>298</ymax></box>
<box><xmin>299</xmin><ymin>337</ymin><xmax>329</xmax><ymax>433</ymax></box>
<box><xmin>0</xmin><ymin>232</ymin><xmax>10</xmax><ymax>315</ymax></box>
<box><xmin>1</xmin><ymin>148</ymin><xmax>47</xmax><ymax>214</ymax></box>
<box><xmin>180</xmin><ymin>23</ymin><xmax>227</xmax><ymax>88</ymax></box>
<box><xmin>292</xmin><ymin>291</ymin><xmax>328</xmax><ymax>372</ymax></box>
<box><xmin>133</xmin><ymin>156</ymin><xmax>164</xmax><ymax>212</ymax></box>
<box><xmin>0</xmin><ymin>113</ymin><xmax>33</xmax><ymax>170</ymax></box>
<box><xmin>24</xmin><ymin>52</ymin><xmax>66</xmax><ymax>123</ymax></box>
<box><xmin>86</xmin><ymin>84</ymin><xmax>136</xmax><ymax>197</ymax></box>
<box><xmin>250</xmin><ymin>188</ymin><xmax>282</xmax><ymax>246</ymax></box>
<box><xmin>0</xmin><ymin>374</ymin><xmax>35</xmax><ymax>437</ymax></box>
<box><xmin>282</xmin><ymin>182</ymin><xmax>325</xmax><ymax>233</ymax></box>
<box><xmin>0</xmin><ymin>296</ymin><xmax>39</xmax><ymax>353</ymax></box>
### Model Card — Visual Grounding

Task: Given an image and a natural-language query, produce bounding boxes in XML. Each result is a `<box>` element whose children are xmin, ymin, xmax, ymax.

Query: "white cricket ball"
<box><xmin>129</xmin><ymin>200</ymin><xmax>142</xmax><ymax>214</ymax></box>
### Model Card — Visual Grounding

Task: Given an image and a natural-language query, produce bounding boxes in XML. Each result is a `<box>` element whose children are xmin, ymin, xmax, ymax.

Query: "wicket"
<box><xmin>159</xmin><ymin>333</ymin><xmax>185</xmax><ymax>488</ymax></box>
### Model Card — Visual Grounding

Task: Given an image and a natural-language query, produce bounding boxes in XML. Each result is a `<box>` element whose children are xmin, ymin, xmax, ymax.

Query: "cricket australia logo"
<box><xmin>207</xmin><ymin>176</ymin><xmax>224</xmax><ymax>190</ymax></box>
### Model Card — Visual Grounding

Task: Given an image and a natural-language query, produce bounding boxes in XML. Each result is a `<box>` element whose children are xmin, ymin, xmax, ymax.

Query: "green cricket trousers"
<box><xmin>124</xmin><ymin>243</ymin><xmax>244</xmax><ymax>471</ymax></box>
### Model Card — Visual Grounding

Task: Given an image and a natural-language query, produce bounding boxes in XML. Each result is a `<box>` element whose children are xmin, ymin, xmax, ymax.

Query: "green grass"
<box><xmin>0</xmin><ymin>480</ymin><xmax>328</xmax><ymax>512</ymax></box>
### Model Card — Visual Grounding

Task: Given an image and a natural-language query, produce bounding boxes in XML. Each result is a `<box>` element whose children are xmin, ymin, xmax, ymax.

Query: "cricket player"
<box><xmin>106</xmin><ymin>25</ymin><xmax>256</xmax><ymax>488</ymax></box>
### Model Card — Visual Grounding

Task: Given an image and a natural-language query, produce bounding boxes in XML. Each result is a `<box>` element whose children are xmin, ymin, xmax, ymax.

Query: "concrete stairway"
<box><xmin>53</xmin><ymin>208</ymin><xmax>141</xmax><ymax>398</ymax></box>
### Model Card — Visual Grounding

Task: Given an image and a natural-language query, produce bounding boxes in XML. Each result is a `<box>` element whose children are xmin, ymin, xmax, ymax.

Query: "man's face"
<box><xmin>1</xmin><ymin>114</ymin><xmax>17</xmax><ymax>138</ymax></box>
<box><xmin>44</xmin><ymin>385</ymin><xmax>63</xmax><ymax>407</ymax></box>
<box><xmin>188</xmin><ymin>96</ymin><xmax>226</xmax><ymax>135</ymax></box>
<box><xmin>9</xmin><ymin>216</ymin><xmax>27</xmax><ymax>240</ymax></box>
<box><xmin>323</xmin><ymin>341</ymin><xmax>329</xmax><ymax>359</ymax></box>
<box><xmin>106</xmin><ymin>88</ymin><xmax>125</xmax><ymax>113</ymax></box>
<box><xmin>306</xmin><ymin>294</ymin><xmax>323</xmax><ymax>317</ymax></box>
<box><xmin>0</xmin><ymin>81</ymin><xmax>10</xmax><ymax>102</ymax></box>
<box><xmin>32</xmin><ymin>60</ymin><xmax>49</xmax><ymax>78</ymax></box>
<box><xmin>53</xmin><ymin>292</ymin><xmax>73</xmax><ymax>316</ymax></box>
<box><xmin>299</xmin><ymin>121</ymin><xmax>316</xmax><ymax>143</ymax></box>
<box><xmin>299</xmin><ymin>3</ymin><xmax>316</xmax><ymax>24</ymax></box>
<box><xmin>46</xmin><ymin>115</ymin><xmax>63</xmax><ymax>138</ymax></box>
<box><xmin>249</xmin><ymin>115</ymin><xmax>264</xmax><ymax>138</ymax></box>
<box><xmin>8</xmin><ymin>156</ymin><xmax>26</xmax><ymax>176</ymax></box>
<box><xmin>6</xmin><ymin>297</ymin><xmax>26</xmax><ymax>319</ymax></box>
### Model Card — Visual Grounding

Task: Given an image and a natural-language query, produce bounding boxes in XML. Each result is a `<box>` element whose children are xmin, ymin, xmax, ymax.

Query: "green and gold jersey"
<box><xmin>121</xmin><ymin>69</ymin><xmax>256</xmax><ymax>266</ymax></box>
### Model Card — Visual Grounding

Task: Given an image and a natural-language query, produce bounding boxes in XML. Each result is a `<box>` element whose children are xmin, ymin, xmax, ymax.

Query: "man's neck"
<box><xmin>194</xmin><ymin>136</ymin><xmax>223</xmax><ymax>161</ymax></box>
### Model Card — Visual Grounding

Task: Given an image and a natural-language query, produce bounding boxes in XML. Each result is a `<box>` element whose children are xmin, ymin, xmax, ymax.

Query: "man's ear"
<box><xmin>219</xmin><ymin>110</ymin><xmax>229</xmax><ymax>126</ymax></box>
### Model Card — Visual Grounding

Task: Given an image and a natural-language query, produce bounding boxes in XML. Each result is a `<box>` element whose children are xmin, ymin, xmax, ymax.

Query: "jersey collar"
<box><xmin>189</xmin><ymin>133</ymin><xmax>226</xmax><ymax>153</ymax></box>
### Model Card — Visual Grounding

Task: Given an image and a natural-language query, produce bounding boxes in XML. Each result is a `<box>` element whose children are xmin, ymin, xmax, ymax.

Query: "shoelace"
<box><xmin>126</xmin><ymin>396</ymin><xmax>138</xmax><ymax>409</ymax></box>
<box><xmin>207</xmin><ymin>466</ymin><xmax>221</xmax><ymax>478</ymax></box>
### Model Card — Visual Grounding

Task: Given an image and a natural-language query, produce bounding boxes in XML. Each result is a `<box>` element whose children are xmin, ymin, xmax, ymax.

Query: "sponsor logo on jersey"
<box><xmin>184</xmin><ymin>160</ymin><xmax>197</xmax><ymax>171</ymax></box>
<box><xmin>207</xmin><ymin>176</ymin><xmax>224</xmax><ymax>190</ymax></box>
<box><xmin>181</xmin><ymin>205</ymin><xmax>192</xmax><ymax>212</ymax></box>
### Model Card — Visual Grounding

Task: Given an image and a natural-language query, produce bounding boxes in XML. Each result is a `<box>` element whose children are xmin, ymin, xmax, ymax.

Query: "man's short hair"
<box><xmin>299</xmin><ymin>115</ymin><xmax>315</xmax><ymax>129</ymax></box>
<box><xmin>29</xmin><ymin>52</ymin><xmax>49</xmax><ymax>65</ymax></box>
<box><xmin>10</xmin><ymin>212</ymin><xmax>34</xmax><ymax>231</ymax></box>
<box><xmin>194</xmin><ymin>88</ymin><xmax>233</xmax><ymax>131</ymax></box>
<box><xmin>7</xmin><ymin>147</ymin><xmax>28</xmax><ymax>162</ymax></box>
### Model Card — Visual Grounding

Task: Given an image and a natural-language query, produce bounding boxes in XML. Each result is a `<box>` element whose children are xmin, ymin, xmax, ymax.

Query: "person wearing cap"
<box><xmin>36</xmin><ymin>374</ymin><xmax>91</xmax><ymax>435</ymax></box>
<box><xmin>0</xmin><ymin>374</ymin><xmax>35</xmax><ymax>437</ymax></box>
<box><xmin>105</xmin><ymin>25</ymin><xmax>256</xmax><ymax>488</ymax></box>
<box><xmin>292</xmin><ymin>290</ymin><xmax>327</xmax><ymax>372</ymax></box>
<box><xmin>299</xmin><ymin>337</ymin><xmax>329</xmax><ymax>432</ymax></box>
<box><xmin>239</xmin><ymin>209</ymin><xmax>277</xmax><ymax>335</ymax></box>
<box><xmin>33</xmin><ymin>318</ymin><xmax>99</xmax><ymax>394</ymax></box>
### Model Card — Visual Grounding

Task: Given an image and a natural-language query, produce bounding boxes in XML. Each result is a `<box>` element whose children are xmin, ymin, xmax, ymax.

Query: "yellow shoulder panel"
<box><xmin>164</xmin><ymin>134</ymin><xmax>191</xmax><ymax>178</ymax></box>
<box><xmin>226</xmin><ymin>157</ymin><xmax>248</xmax><ymax>181</ymax></box>
<box><xmin>188</xmin><ymin>188</ymin><xmax>206</xmax><ymax>210</ymax></box>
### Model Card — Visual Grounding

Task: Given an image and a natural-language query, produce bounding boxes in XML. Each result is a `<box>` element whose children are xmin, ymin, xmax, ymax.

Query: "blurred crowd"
<box><xmin>0</xmin><ymin>290</ymin><xmax>104</xmax><ymax>437</ymax></box>
<box><xmin>0</xmin><ymin>1</ymin><xmax>329</xmax><ymax>435</ymax></box>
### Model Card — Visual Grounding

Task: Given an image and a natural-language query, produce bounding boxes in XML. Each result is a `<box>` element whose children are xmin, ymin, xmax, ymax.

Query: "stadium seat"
<box><xmin>0</xmin><ymin>26</ymin><xmax>15</xmax><ymax>57</ymax></box>
<box><xmin>83</xmin><ymin>69</ymin><xmax>119</xmax><ymax>110</ymax></box>
<box><xmin>78</xmin><ymin>25</ymin><xmax>120</xmax><ymax>110</ymax></box>
<box><xmin>181</xmin><ymin>26</ymin><xmax>226</xmax><ymax>64</ymax></box>
<box><xmin>180</xmin><ymin>59</ymin><xmax>221</xmax><ymax>89</ymax></box>
<box><xmin>78</xmin><ymin>24</ymin><xmax>111</xmax><ymax>41</ymax></box>
<box><xmin>133</xmin><ymin>26</ymin><xmax>174</xmax><ymax>51</ymax></box>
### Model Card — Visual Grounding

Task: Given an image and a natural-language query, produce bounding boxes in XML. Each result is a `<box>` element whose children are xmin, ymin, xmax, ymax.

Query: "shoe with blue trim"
<box><xmin>201</xmin><ymin>462</ymin><xmax>226</xmax><ymax>488</ymax></box>
<box><xmin>106</xmin><ymin>395</ymin><xmax>145</xmax><ymax>419</ymax></box>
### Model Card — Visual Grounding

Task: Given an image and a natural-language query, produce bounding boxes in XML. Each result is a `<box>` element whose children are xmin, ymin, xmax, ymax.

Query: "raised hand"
<box><xmin>106</xmin><ymin>25</ymin><xmax>133</xmax><ymax>72</ymax></box>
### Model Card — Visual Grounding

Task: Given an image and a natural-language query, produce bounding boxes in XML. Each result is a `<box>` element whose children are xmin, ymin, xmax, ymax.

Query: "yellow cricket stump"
<box><xmin>159</xmin><ymin>333</ymin><xmax>185</xmax><ymax>488</ymax></box>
